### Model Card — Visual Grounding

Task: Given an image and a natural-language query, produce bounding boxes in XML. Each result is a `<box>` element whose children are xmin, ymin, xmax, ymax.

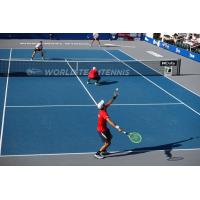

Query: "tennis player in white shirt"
<box><xmin>91</xmin><ymin>33</ymin><xmax>101</xmax><ymax>47</ymax></box>
<box><xmin>31</xmin><ymin>41</ymin><xmax>45</xmax><ymax>60</ymax></box>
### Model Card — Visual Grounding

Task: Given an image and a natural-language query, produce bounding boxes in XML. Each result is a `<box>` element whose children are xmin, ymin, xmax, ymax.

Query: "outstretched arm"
<box><xmin>106</xmin><ymin>118</ymin><xmax>123</xmax><ymax>132</ymax></box>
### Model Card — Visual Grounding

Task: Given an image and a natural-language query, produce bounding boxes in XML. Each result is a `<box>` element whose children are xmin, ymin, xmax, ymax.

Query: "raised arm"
<box><xmin>106</xmin><ymin>88</ymin><xmax>119</xmax><ymax>107</ymax></box>
<box><xmin>106</xmin><ymin>96</ymin><xmax>116</xmax><ymax>107</ymax></box>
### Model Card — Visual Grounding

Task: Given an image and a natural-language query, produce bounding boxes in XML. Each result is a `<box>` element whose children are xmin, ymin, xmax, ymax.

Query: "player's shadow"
<box><xmin>105</xmin><ymin>137</ymin><xmax>194</xmax><ymax>160</ymax></box>
<box><xmin>99</xmin><ymin>80</ymin><xmax>118</xmax><ymax>86</ymax></box>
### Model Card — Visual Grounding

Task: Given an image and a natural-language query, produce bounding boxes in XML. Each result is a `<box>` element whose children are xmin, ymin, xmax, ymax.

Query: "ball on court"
<box><xmin>116</xmin><ymin>88</ymin><xmax>119</xmax><ymax>91</ymax></box>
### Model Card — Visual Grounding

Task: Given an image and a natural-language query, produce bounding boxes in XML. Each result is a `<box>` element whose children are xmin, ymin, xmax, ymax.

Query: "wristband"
<box><xmin>115</xmin><ymin>125</ymin><xmax>120</xmax><ymax>129</ymax></box>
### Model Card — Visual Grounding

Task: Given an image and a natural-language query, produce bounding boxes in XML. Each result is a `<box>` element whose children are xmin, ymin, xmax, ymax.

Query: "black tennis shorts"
<box><xmin>93</xmin><ymin>36</ymin><xmax>99</xmax><ymax>40</ymax></box>
<box><xmin>98</xmin><ymin>129</ymin><xmax>113</xmax><ymax>143</ymax></box>
<box><xmin>89</xmin><ymin>76</ymin><xmax>101</xmax><ymax>81</ymax></box>
<box><xmin>34</xmin><ymin>48</ymin><xmax>43</xmax><ymax>52</ymax></box>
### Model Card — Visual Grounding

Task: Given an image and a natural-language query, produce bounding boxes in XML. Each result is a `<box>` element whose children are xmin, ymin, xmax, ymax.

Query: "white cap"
<box><xmin>97</xmin><ymin>100</ymin><xmax>105</xmax><ymax>109</ymax></box>
<box><xmin>93</xmin><ymin>67</ymin><xmax>96</xmax><ymax>70</ymax></box>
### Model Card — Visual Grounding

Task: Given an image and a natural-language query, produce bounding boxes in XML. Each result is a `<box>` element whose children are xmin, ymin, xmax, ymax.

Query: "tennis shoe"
<box><xmin>101</xmin><ymin>150</ymin><xmax>109</xmax><ymax>155</ymax></box>
<box><xmin>94</xmin><ymin>152</ymin><xmax>104</xmax><ymax>159</ymax></box>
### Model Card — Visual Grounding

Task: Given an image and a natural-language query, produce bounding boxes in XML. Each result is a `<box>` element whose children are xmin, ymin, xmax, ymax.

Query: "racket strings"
<box><xmin>128</xmin><ymin>132</ymin><xmax>142</xmax><ymax>143</ymax></box>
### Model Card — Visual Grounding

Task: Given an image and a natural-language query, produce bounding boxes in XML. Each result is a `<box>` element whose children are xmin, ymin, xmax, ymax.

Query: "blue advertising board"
<box><xmin>0</xmin><ymin>33</ymin><xmax>118</xmax><ymax>40</ymax></box>
<box><xmin>144</xmin><ymin>36</ymin><xmax>200</xmax><ymax>62</ymax></box>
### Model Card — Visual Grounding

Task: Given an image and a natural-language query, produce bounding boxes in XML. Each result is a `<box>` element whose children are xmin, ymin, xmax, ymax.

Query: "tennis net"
<box><xmin>0</xmin><ymin>59</ymin><xmax>181</xmax><ymax>77</ymax></box>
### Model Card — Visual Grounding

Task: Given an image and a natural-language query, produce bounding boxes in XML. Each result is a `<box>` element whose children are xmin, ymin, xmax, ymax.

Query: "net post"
<box><xmin>76</xmin><ymin>61</ymin><xmax>78</xmax><ymax>71</ymax></box>
<box><xmin>177</xmin><ymin>59</ymin><xmax>181</xmax><ymax>75</ymax></box>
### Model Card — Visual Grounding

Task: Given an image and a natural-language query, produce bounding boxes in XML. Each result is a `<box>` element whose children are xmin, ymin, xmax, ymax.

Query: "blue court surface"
<box><xmin>0</xmin><ymin>48</ymin><xmax>200</xmax><ymax>156</ymax></box>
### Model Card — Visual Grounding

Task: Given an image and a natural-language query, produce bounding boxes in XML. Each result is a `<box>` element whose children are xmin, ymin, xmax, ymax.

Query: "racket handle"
<box><xmin>122</xmin><ymin>131</ymin><xmax>127</xmax><ymax>135</ymax></box>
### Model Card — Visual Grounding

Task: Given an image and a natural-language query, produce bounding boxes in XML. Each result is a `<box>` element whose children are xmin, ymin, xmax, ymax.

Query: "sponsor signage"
<box><xmin>144</xmin><ymin>36</ymin><xmax>200</xmax><ymax>62</ymax></box>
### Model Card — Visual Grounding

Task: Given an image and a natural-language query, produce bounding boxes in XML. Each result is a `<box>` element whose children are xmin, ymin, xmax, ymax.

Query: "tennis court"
<box><xmin>0</xmin><ymin>47</ymin><xmax>200</xmax><ymax>158</ymax></box>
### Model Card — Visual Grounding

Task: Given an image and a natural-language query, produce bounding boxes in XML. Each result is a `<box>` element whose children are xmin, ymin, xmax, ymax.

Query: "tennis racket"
<box><xmin>123</xmin><ymin>131</ymin><xmax>142</xmax><ymax>144</ymax></box>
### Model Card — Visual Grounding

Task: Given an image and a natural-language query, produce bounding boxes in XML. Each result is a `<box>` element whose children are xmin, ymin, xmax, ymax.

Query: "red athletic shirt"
<box><xmin>88</xmin><ymin>69</ymin><xmax>99</xmax><ymax>79</ymax></box>
<box><xmin>97</xmin><ymin>105</ymin><xmax>109</xmax><ymax>132</ymax></box>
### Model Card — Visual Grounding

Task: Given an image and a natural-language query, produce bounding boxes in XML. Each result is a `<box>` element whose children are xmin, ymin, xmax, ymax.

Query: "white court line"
<box><xmin>6</xmin><ymin>104</ymin><xmax>96</xmax><ymax>108</ymax></box>
<box><xmin>1</xmin><ymin>147</ymin><xmax>200</xmax><ymax>158</ymax></box>
<box><xmin>0</xmin><ymin>48</ymin><xmax>12</xmax><ymax>155</ymax></box>
<box><xmin>102</xmin><ymin>44</ymin><xmax>136</xmax><ymax>48</ymax></box>
<box><xmin>0</xmin><ymin>43</ymin><xmax>91</xmax><ymax>48</ymax></box>
<box><xmin>0</xmin><ymin>152</ymin><xmax>96</xmax><ymax>157</ymax></box>
<box><xmin>65</xmin><ymin>60</ymin><xmax>97</xmax><ymax>106</ymax></box>
<box><xmin>1</xmin><ymin>58</ymin><xmax>119</xmax><ymax>62</ymax></box>
<box><xmin>19</xmin><ymin>43</ymin><xmax>91</xmax><ymax>47</ymax></box>
<box><xmin>146</xmin><ymin>51</ymin><xmax>163</xmax><ymax>58</ymax></box>
<box><xmin>6</xmin><ymin>102</ymin><xmax>183</xmax><ymax>108</ymax></box>
<box><xmin>103</xmin><ymin>49</ymin><xmax>200</xmax><ymax>117</ymax></box>
<box><xmin>113</xmin><ymin>103</ymin><xmax>182</xmax><ymax>106</ymax></box>
<box><xmin>119</xmin><ymin>49</ymin><xmax>200</xmax><ymax>98</ymax></box>
<box><xmin>1</xmin><ymin>45</ymin><xmax>104</xmax><ymax>49</ymax></box>
<box><xmin>120</xmin><ymin>45</ymin><xmax>136</xmax><ymax>48</ymax></box>
<box><xmin>0</xmin><ymin>58</ymin><xmax>180</xmax><ymax>63</ymax></box>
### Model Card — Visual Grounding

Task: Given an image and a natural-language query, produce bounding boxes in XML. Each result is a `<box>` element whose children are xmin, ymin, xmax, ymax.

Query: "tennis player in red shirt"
<box><xmin>94</xmin><ymin>91</ymin><xmax>123</xmax><ymax>159</ymax></box>
<box><xmin>87</xmin><ymin>67</ymin><xmax>101</xmax><ymax>85</ymax></box>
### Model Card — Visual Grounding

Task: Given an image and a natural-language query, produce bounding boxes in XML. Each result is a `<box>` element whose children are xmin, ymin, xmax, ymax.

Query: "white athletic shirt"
<box><xmin>35</xmin><ymin>42</ymin><xmax>43</xmax><ymax>49</ymax></box>
<box><xmin>93</xmin><ymin>33</ymin><xmax>99</xmax><ymax>39</ymax></box>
